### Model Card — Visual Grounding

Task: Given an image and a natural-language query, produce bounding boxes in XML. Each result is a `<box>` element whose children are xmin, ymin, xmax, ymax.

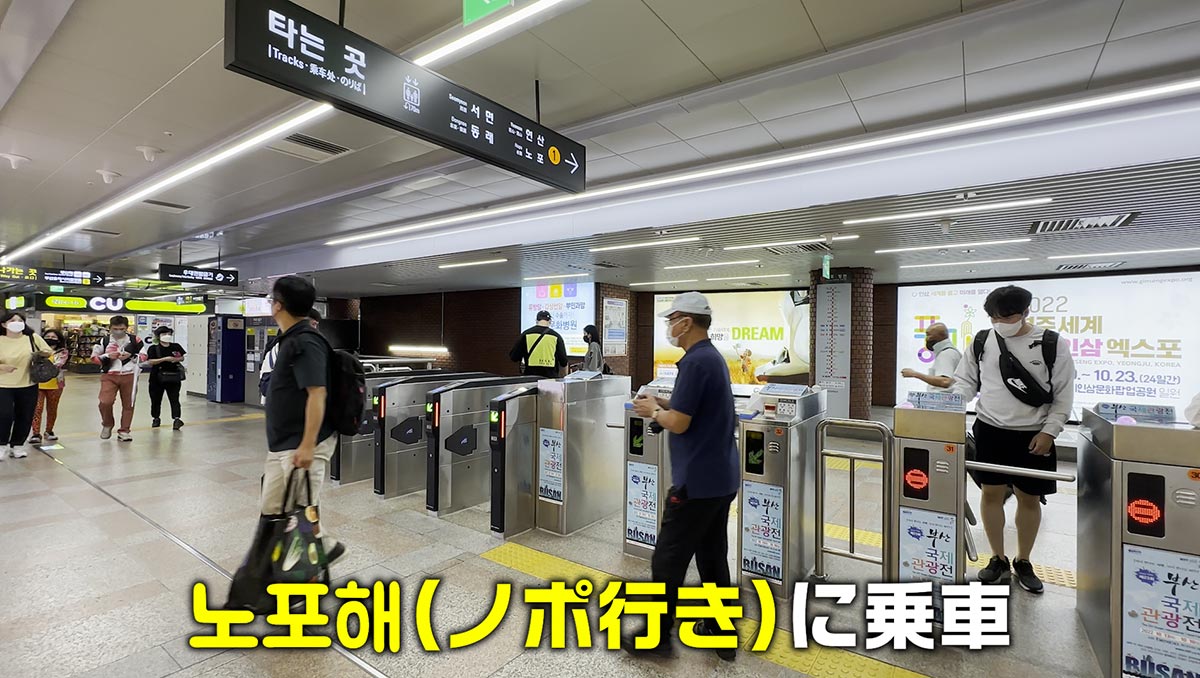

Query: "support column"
<box><xmin>808</xmin><ymin>268</ymin><xmax>875</xmax><ymax>420</ymax></box>
<box><xmin>595</xmin><ymin>283</ymin><xmax>638</xmax><ymax>377</ymax></box>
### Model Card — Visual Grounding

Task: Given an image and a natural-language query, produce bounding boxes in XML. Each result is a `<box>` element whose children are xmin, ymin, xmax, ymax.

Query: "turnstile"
<box><xmin>535</xmin><ymin>374</ymin><xmax>632</xmax><ymax>535</ymax></box>
<box><xmin>372</xmin><ymin>371</ymin><xmax>492</xmax><ymax>499</ymax></box>
<box><xmin>489</xmin><ymin>385</ymin><xmax>540</xmax><ymax>540</ymax></box>
<box><xmin>622</xmin><ymin>378</ymin><xmax>677</xmax><ymax>559</ymax></box>
<box><xmin>331</xmin><ymin>369</ymin><xmax>418</xmax><ymax>485</ymax></box>
<box><xmin>737</xmin><ymin>384</ymin><xmax>826</xmax><ymax>598</ymax></box>
<box><xmin>426</xmin><ymin>376</ymin><xmax>540</xmax><ymax>517</ymax></box>
<box><xmin>1077</xmin><ymin>405</ymin><xmax>1200</xmax><ymax>678</ymax></box>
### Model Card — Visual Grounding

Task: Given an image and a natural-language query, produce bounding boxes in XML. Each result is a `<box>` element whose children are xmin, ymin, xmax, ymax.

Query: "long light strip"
<box><xmin>725</xmin><ymin>235</ymin><xmax>859</xmax><ymax>251</ymax></box>
<box><xmin>629</xmin><ymin>279</ymin><xmax>697</xmax><ymax>287</ymax></box>
<box><xmin>413</xmin><ymin>0</ymin><xmax>570</xmax><ymax>67</ymax></box>
<box><xmin>875</xmin><ymin>237</ymin><xmax>1032</xmax><ymax>254</ymax></box>
<box><xmin>523</xmin><ymin>273</ymin><xmax>589</xmax><ymax>280</ymax></box>
<box><xmin>437</xmin><ymin>258</ymin><xmax>508</xmax><ymax>269</ymax></box>
<box><xmin>1</xmin><ymin>104</ymin><xmax>334</xmax><ymax>265</ymax></box>
<box><xmin>900</xmin><ymin>257</ymin><xmax>1030</xmax><ymax>269</ymax></box>
<box><xmin>388</xmin><ymin>345</ymin><xmax>450</xmax><ymax>354</ymax></box>
<box><xmin>588</xmin><ymin>237</ymin><xmax>700</xmax><ymax>252</ymax></box>
<box><xmin>334</xmin><ymin>76</ymin><xmax>1200</xmax><ymax>250</ymax></box>
<box><xmin>706</xmin><ymin>273</ymin><xmax>792</xmax><ymax>281</ymax></box>
<box><xmin>664</xmin><ymin>259</ymin><xmax>759</xmax><ymax>270</ymax></box>
<box><xmin>843</xmin><ymin>198</ymin><xmax>1053</xmax><ymax>226</ymax></box>
<box><xmin>1047</xmin><ymin>246</ymin><xmax>1200</xmax><ymax>260</ymax></box>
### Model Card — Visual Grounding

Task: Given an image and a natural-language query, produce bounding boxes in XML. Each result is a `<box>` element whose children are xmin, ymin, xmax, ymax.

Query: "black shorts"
<box><xmin>971</xmin><ymin>420</ymin><xmax>1058</xmax><ymax>497</ymax></box>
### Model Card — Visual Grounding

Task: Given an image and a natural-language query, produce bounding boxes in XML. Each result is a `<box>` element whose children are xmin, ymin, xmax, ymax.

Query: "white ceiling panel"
<box><xmin>802</xmin><ymin>0</ymin><xmax>960</xmax><ymax>48</ymax></box>
<box><xmin>839</xmin><ymin>41</ymin><xmax>965</xmax><ymax>100</ymax></box>
<box><xmin>738</xmin><ymin>74</ymin><xmax>851</xmax><ymax>123</ymax></box>
<box><xmin>344</xmin><ymin>0</ymin><xmax>459</xmax><ymax>48</ymax></box>
<box><xmin>346</xmin><ymin>196</ymin><xmax>405</xmax><ymax>212</ymax></box>
<box><xmin>622</xmin><ymin>140</ymin><xmax>707</xmax><ymax>171</ymax></box>
<box><xmin>407</xmin><ymin>195</ymin><xmax>465</xmax><ymax>214</ymax></box>
<box><xmin>1091</xmin><ymin>22</ymin><xmax>1200</xmax><ymax>87</ymax></box>
<box><xmin>760</xmin><ymin>102</ymin><xmax>864</xmax><ymax>147</ymax></box>
<box><xmin>444</xmin><ymin>166</ymin><xmax>511</xmax><ymax>188</ymax></box>
<box><xmin>966</xmin><ymin>45</ymin><xmax>1103</xmax><ymax>111</ymax></box>
<box><xmin>590</xmin><ymin>122</ymin><xmax>680</xmax><ymax>155</ymax></box>
<box><xmin>853</xmin><ymin>77</ymin><xmax>964</xmax><ymax>132</ymax></box>
<box><xmin>659</xmin><ymin>101</ymin><xmax>759</xmax><ymax>139</ymax></box>
<box><xmin>582</xmin><ymin>40</ymin><xmax>719</xmax><ymax>104</ymax></box>
<box><xmin>442</xmin><ymin>187</ymin><xmax>504</xmax><ymax>206</ymax></box>
<box><xmin>586</xmin><ymin>154</ymin><xmax>642</xmax><ymax>181</ymax></box>
<box><xmin>964</xmin><ymin>0</ymin><xmax>1121</xmax><ymax>73</ymax></box>
<box><xmin>581</xmin><ymin>140</ymin><xmax>615</xmax><ymax>161</ymax></box>
<box><xmin>1109</xmin><ymin>0</ymin><xmax>1200</xmax><ymax>41</ymax></box>
<box><xmin>479</xmin><ymin>178</ymin><xmax>547</xmax><ymax>199</ymax></box>
<box><xmin>684</xmin><ymin>123</ymin><xmax>781</xmax><ymax>160</ymax></box>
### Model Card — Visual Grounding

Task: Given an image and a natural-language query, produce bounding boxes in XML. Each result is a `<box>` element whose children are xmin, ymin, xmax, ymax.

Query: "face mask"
<box><xmin>111</xmin><ymin>329</ymin><xmax>127</xmax><ymax>339</ymax></box>
<box><xmin>924</xmin><ymin>337</ymin><xmax>937</xmax><ymax>351</ymax></box>
<box><xmin>991</xmin><ymin>319</ymin><xmax>1025</xmax><ymax>338</ymax></box>
<box><xmin>6</xmin><ymin>321</ymin><xmax>25</xmax><ymax>333</ymax></box>
<box><xmin>46</xmin><ymin>337</ymin><xmax>60</xmax><ymax>346</ymax></box>
<box><xmin>665</xmin><ymin>319</ymin><xmax>685</xmax><ymax>347</ymax></box>
<box><xmin>160</xmin><ymin>335</ymin><xmax>174</xmax><ymax>344</ymax></box>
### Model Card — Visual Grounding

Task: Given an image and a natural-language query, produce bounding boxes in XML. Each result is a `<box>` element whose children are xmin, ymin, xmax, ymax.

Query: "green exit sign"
<box><xmin>50</xmin><ymin>285</ymin><xmax>65</xmax><ymax>293</ymax></box>
<box><xmin>463</xmin><ymin>0</ymin><xmax>512</xmax><ymax>26</ymax></box>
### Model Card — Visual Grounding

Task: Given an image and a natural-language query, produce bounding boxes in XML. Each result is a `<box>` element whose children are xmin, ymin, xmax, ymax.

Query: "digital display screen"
<box><xmin>902</xmin><ymin>447</ymin><xmax>930</xmax><ymax>501</ymax></box>
<box><xmin>628</xmin><ymin>417</ymin><xmax>643</xmax><ymax>456</ymax></box>
<box><xmin>1126</xmin><ymin>472</ymin><xmax>1166</xmax><ymax>538</ymax></box>
<box><xmin>745</xmin><ymin>430</ymin><xmax>765</xmax><ymax>475</ymax></box>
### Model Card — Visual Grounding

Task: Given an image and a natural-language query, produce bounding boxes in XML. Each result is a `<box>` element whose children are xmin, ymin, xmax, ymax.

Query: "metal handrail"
<box><xmin>964</xmin><ymin>460</ymin><xmax>1076</xmax><ymax>483</ymax></box>
<box><xmin>814</xmin><ymin>418</ymin><xmax>895</xmax><ymax>581</ymax></box>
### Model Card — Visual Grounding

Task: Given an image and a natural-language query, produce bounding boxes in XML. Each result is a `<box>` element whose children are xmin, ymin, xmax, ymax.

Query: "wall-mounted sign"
<box><xmin>0</xmin><ymin>265</ymin><xmax>106</xmax><ymax>286</ymax></box>
<box><xmin>463</xmin><ymin>0</ymin><xmax>512</xmax><ymax>26</ymax></box>
<box><xmin>175</xmin><ymin>295</ymin><xmax>211</xmax><ymax>306</ymax></box>
<box><xmin>224</xmin><ymin>0</ymin><xmax>586</xmax><ymax>193</ymax></box>
<box><xmin>35</xmin><ymin>294</ymin><xmax>214</xmax><ymax>315</ymax></box>
<box><xmin>159</xmin><ymin>264</ymin><xmax>239</xmax><ymax>287</ymax></box>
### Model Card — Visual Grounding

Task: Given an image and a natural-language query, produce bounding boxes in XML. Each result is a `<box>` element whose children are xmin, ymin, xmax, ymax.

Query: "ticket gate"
<box><xmin>489</xmin><ymin>385</ymin><xmax>540</xmax><ymax>540</ymax></box>
<box><xmin>426</xmin><ymin>376</ymin><xmax>540</xmax><ymax>517</ymax></box>
<box><xmin>372</xmin><ymin>371</ymin><xmax>492</xmax><ymax>499</ymax></box>
<box><xmin>331</xmin><ymin>369</ymin><xmax>419</xmax><ymax>485</ymax></box>
<box><xmin>1077</xmin><ymin>405</ymin><xmax>1200</xmax><ymax>678</ymax></box>
<box><xmin>621</xmin><ymin>379</ymin><xmax>677</xmax><ymax>559</ymax></box>
<box><xmin>535</xmin><ymin>373</ymin><xmax>632</xmax><ymax>535</ymax></box>
<box><xmin>737</xmin><ymin>384</ymin><xmax>827</xmax><ymax>598</ymax></box>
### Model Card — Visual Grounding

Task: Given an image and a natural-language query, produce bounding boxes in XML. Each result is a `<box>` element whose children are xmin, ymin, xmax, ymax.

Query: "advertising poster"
<box><xmin>1121</xmin><ymin>544</ymin><xmax>1200</xmax><ymax>677</ymax></box>
<box><xmin>895</xmin><ymin>272</ymin><xmax>1200</xmax><ymax>416</ymax></box>
<box><xmin>537</xmin><ymin>427</ymin><xmax>564</xmax><ymax>504</ymax></box>
<box><xmin>602</xmin><ymin>298</ymin><xmax>628</xmax><ymax>357</ymax></box>
<box><xmin>898</xmin><ymin>507</ymin><xmax>958</xmax><ymax>624</ymax></box>
<box><xmin>741</xmin><ymin>480</ymin><xmax>785</xmax><ymax>583</ymax></box>
<box><xmin>815</xmin><ymin>283</ymin><xmax>852</xmax><ymax>418</ymax></box>
<box><xmin>654</xmin><ymin>290</ymin><xmax>810</xmax><ymax>384</ymax></box>
<box><xmin>521</xmin><ymin>282</ymin><xmax>595</xmax><ymax>357</ymax></box>
<box><xmin>625</xmin><ymin>461</ymin><xmax>658</xmax><ymax>547</ymax></box>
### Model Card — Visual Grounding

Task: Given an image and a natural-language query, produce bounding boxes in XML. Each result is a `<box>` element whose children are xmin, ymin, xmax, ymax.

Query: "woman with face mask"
<box><xmin>144</xmin><ymin>325</ymin><xmax>187</xmax><ymax>430</ymax></box>
<box><xmin>0</xmin><ymin>312</ymin><xmax>53</xmax><ymax>458</ymax></box>
<box><xmin>581</xmin><ymin>324</ymin><xmax>604</xmax><ymax>372</ymax></box>
<box><xmin>28</xmin><ymin>328</ymin><xmax>70</xmax><ymax>445</ymax></box>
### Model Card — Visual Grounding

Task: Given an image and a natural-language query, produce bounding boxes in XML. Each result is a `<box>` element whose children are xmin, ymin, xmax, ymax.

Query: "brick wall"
<box><xmin>324</xmin><ymin>298</ymin><xmax>360</xmax><ymax>320</ymax></box>
<box><xmin>595</xmin><ymin>283</ymin><xmax>638</xmax><ymax>377</ymax></box>
<box><xmin>808</xmin><ymin>268</ymin><xmax>875</xmax><ymax>420</ymax></box>
<box><xmin>872</xmin><ymin>285</ymin><xmax>898</xmax><ymax>406</ymax></box>
<box><xmin>634</xmin><ymin>292</ymin><xmax>657</xmax><ymax>388</ymax></box>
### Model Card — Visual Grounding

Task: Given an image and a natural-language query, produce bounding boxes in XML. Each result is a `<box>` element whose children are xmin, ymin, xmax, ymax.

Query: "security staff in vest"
<box><xmin>625</xmin><ymin>292</ymin><xmax>739</xmax><ymax>661</ymax></box>
<box><xmin>901</xmin><ymin>322</ymin><xmax>962</xmax><ymax>392</ymax></box>
<box><xmin>952</xmin><ymin>285</ymin><xmax>1075</xmax><ymax>595</ymax></box>
<box><xmin>509</xmin><ymin>310</ymin><xmax>568</xmax><ymax>378</ymax></box>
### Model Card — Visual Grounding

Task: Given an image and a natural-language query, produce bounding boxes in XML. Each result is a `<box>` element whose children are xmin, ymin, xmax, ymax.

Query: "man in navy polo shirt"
<box><xmin>626</xmin><ymin>292</ymin><xmax>739</xmax><ymax>661</ymax></box>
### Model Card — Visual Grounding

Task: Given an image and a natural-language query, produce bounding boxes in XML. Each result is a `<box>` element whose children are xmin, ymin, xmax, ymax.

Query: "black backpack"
<box><xmin>972</xmin><ymin>328</ymin><xmax>1059</xmax><ymax>408</ymax></box>
<box><xmin>277</xmin><ymin>328</ymin><xmax>366</xmax><ymax>436</ymax></box>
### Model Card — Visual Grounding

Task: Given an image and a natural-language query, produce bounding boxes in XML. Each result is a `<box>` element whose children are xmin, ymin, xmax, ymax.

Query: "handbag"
<box><xmin>28</xmin><ymin>336</ymin><xmax>59</xmax><ymax>384</ymax></box>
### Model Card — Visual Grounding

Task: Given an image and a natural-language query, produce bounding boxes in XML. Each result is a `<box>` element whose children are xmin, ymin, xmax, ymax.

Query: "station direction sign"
<box><xmin>159</xmin><ymin>264</ymin><xmax>240</xmax><ymax>287</ymax></box>
<box><xmin>0</xmin><ymin>265</ymin><xmax>107</xmax><ymax>287</ymax></box>
<box><xmin>225</xmin><ymin>0</ymin><xmax>586</xmax><ymax>193</ymax></box>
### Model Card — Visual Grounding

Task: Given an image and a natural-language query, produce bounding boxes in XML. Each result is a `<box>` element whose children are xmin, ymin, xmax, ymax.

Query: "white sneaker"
<box><xmin>100</xmin><ymin>426</ymin><xmax>113</xmax><ymax>440</ymax></box>
<box><xmin>12</xmin><ymin>446</ymin><xmax>27</xmax><ymax>459</ymax></box>
<box><xmin>116</xmin><ymin>431</ymin><xmax>133</xmax><ymax>442</ymax></box>
<box><xmin>0</xmin><ymin>445</ymin><xmax>7</xmax><ymax>460</ymax></box>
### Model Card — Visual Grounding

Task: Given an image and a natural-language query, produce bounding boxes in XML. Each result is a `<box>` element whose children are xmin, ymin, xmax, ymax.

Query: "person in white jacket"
<box><xmin>258</xmin><ymin>309</ymin><xmax>320</xmax><ymax>405</ymax></box>
<box><xmin>1186</xmin><ymin>392</ymin><xmax>1200</xmax><ymax>428</ymax></box>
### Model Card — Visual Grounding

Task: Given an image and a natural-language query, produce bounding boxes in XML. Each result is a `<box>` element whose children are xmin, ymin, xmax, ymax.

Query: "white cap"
<box><xmin>657</xmin><ymin>291</ymin><xmax>713</xmax><ymax>318</ymax></box>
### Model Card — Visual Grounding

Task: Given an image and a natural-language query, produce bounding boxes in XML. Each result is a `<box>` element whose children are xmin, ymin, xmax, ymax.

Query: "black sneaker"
<box><xmin>324</xmin><ymin>539</ymin><xmax>346</xmax><ymax>565</ymax></box>
<box><xmin>979</xmin><ymin>555</ymin><xmax>1011</xmax><ymax>584</ymax></box>
<box><xmin>173</xmin><ymin>418</ymin><xmax>184</xmax><ymax>430</ymax></box>
<box><xmin>621</xmin><ymin>628</ymin><xmax>673</xmax><ymax>658</ymax></box>
<box><xmin>693</xmin><ymin>619</ymin><xmax>736</xmax><ymax>662</ymax></box>
<box><xmin>1012</xmin><ymin>559</ymin><xmax>1044</xmax><ymax>594</ymax></box>
<box><xmin>28</xmin><ymin>434</ymin><xmax>41</xmax><ymax>445</ymax></box>
<box><xmin>151</xmin><ymin>418</ymin><xmax>161</xmax><ymax>428</ymax></box>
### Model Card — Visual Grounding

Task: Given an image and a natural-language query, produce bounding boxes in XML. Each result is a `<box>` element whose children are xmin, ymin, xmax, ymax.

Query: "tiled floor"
<box><xmin>0</xmin><ymin>376</ymin><xmax>1101</xmax><ymax>677</ymax></box>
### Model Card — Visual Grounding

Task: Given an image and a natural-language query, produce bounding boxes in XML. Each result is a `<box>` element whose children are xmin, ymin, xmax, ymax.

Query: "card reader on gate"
<box><xmin>744</xmin><ymin>383</ymin><xmax>814</xmax><ymax>422</ymax></box>
<box><xmin>629</xmin><ymin>378</ymin><xmax>677</xmax><ymax>434</ymax></box>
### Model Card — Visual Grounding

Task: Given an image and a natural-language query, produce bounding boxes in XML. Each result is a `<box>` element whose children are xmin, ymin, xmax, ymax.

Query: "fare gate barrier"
<box><xmin>372</xmin><ymin>371</ymin><xmax>493</xmax><ymax>499</ymax></box>
<box><xmin>426</xmin><ymin>376</ymin><xmax>541</xmax><ymax>517</ymax></box>
<box><xmin>489</xmin><ymin>385</ymin><xmax>540</xmax><ymax>540</ymax></box>
<box><xmin>331</xmin><ymin>369</ymin><xmax>420</xmax><ymax>485</ymax></box>
<box><xmin>737</xmin><ymin>384</ymin><xmax>827</xmax><ymax>599</ymax></box>
<box><xmin>622</xmin><ymin>378</ymin><xmax>678</xmax><ymax>559</ymax></box>
<box><xmin>1077</xmin><ymin>405</ymin><xmax>1200</xmax><ymax>678</ymax></box>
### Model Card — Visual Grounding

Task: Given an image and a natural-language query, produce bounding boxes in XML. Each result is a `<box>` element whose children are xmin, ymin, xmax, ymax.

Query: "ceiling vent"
<box><xmin>80</xmin><ymin>228</ymin><xmax>121</xmax><ymax>238</ymax></box>
<box><xmin>593</xmin><ymin>261</ymin><xmax>625</xmax><ymax>269</ymax></box>
<box><xmin>1055</xmin><ymin>261</ymin><xmax>1126</xmax><ymax>271</ymax></box>
<box><xmin>1030</xmin><ymin>213</ymin><xmax>1136</xmax><ymax>234</ymax></box>
<box><xmin>140</xmin><ymin>199</ymin><xmax>192</xmax><ymax>214</ymax></box>
<box><xmin>42</xmin><ymin>246</ymin><xmax>75</xmax><ymax>253</ymax></box>
<box><xmin>730</xmin><ymin>281</ymin><xmax>770</xmax><ymax>287</ymax></box>
<box><xmin>765</xmin><ymin>242</ymin><xmax>830</xmax><ymax>256</ymax></box>
<box><xmin>266</xmin><ymin>133</ymin><xmax>351</xmax><ymax>163</ymax></box>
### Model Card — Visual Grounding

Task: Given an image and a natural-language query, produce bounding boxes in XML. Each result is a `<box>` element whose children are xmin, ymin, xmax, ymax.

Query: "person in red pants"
<box><xmin>29</xmin><ymin>328</ymin><xmax>69</xmax><ymax>445</ymax></box>
<box><xmin>91</xmin><ymin>315</ymin><xmax>142</xmax><ymax>442</ymax></box>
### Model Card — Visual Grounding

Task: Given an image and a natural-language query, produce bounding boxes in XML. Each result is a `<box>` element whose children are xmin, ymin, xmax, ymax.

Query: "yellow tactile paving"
<box><xmin>821</xmin><ymin>523</ymin><xmax>885</xmax><ymax>550</ymax></box>
<box><xmin>825</xmin><ymin>457</ymin><xmax>883</xmax><ymax>472</ymax></box>
<box><xmin>481</xmin><ymin>541</ymin><xmax>617</xmax><ymax>587</ymax></box>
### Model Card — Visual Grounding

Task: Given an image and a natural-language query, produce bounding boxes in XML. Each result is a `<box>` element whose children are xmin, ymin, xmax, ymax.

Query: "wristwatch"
<box><xmin>651</xmin><ymin>408</ymin><xmax>663</xmax><ymax>422</ymax></box>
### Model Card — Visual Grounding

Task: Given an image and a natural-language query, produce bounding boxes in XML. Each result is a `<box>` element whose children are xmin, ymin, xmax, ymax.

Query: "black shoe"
<box><xmin>324</xmin><ymin>539</ymin><xmax>346</xmax><ymax>565</ymax></box>
<box><xmin>621</xmin><ymin>629</ymin><xmax>673</xmax><ymax>658</ymax></box>
<box><xmin>173</xmin><ymin>418</ymin><xmax>184</xmax><ymax>430</ymax></box>
<box><xmin>151</xmin><ymin>418</ymin><xmax>161</xmax><ymax>428</ymax></box>
<box><xmin>979</xmin><ymin>555</ymin><xmax>1011</xmax><ymax>584</ymax></box>
<box><xmin>693</xmin><ymin>619</ymin><xmax>736</xmax><ymax>662</ymax></box>
<box><xmin>1012</xmin><ymin>559</ymin><xmax>1044</xmax><ymax>594</ymax></box>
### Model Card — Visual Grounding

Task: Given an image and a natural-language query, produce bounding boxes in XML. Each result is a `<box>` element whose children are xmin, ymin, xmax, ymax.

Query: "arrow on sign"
<box><xmin>565</xmin><ymin>152</ymin><xmax>579</xmax><ymax>174</ymax></box>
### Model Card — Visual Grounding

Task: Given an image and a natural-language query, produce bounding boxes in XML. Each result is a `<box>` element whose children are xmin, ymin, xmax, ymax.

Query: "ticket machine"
<box><xmin>737</xmin><ymin>384</ymin><xmax>826</xmax><ymax>598</ymax></box>
<box><xmin>489</xmin><ymin>385</ymin><xmax>540</xmax><ymax>540</ymax></box>
<box><xmin>1077</xmin><ymin>404</ymin><xmax>1200</xmax><ymax>678</ymax></box>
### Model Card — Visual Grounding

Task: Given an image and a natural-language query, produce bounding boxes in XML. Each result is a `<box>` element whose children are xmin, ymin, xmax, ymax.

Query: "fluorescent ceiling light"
<box><xmin>413</xmin><ymin>0</ymin><xmax>570</xmax><ymax>67</ymax></box>
<box><xmin>875</xmin><ymin>237</ymin><xmax>1032</xmax><ymax>254</ymax></box>
<box><xmin>725</xmin><ymin>235</ymin><xmax>859</xmax><ymax>251</ymax></box>
<box><xmin>588</xmin><ymin>237</ymin><xmax>700</xmax><ymax>253</ymax></box>
<box><xmin>664</xmin><ymin>259</ymin><xmax>759</xmax><ymax>270</ymax></box>
<box><xmin>844</xmin><ymin>198</ymin><xmax>1053</xmax><ymax>225</ymax></box>
<box><xmin>523</xmin><ymin>273</ymin><xmax>590</xmax><ymax>281</ymax></box>
<box><xmin>900</xmin><ymin>257</ymin><xmax>1030</xmax><ymax>269</ymax></box>
<box><xmin>388</xmin><ymin>345</ymin><xmax>449</xmax><ymax>354</ymax></box>
<box><xmin>437</xmin><ymin>258</ymin><xmax>508</xmax><ymax>269</ymax></box>
<box><xmin>0</xmin><ymin>104</ymin><xmax>334</xmax><ymax>265</ymax></box>
<box><xmin>707</xmin><ymin>273</ymin><xmax>792</xmax><ymax>281</ymax></box>
<box><xmin>629</xmin><ymin>279</ymin><xmax>697</xmax><ymax>287</ymax></box>
<box><xmin>1048</xmin><ymin>246</ymin><xmax>1200</xmax><ymax>260</ymax></box>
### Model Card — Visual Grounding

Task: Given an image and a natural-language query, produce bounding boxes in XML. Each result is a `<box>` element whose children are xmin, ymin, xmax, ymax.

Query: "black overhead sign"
<box><xmin>159</xmin><ymin>264</ymin><xmax>240</xmax><ymax>287</ymax></box>
<box><xmin>224</xmin><ymin>0</ymin><xmax>587</xmax><ymax>193</ymax></box>
<box><xmin>0</xmin><ymin>265</ymin><xmax>106</xmax><ymax>287</ymax></box>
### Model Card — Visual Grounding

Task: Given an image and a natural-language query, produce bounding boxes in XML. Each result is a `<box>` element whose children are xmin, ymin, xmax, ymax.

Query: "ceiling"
<box><xmin>1</xmin><ymin>0</ymin><xmax>1200</xmax><ymax>297</ymax></box>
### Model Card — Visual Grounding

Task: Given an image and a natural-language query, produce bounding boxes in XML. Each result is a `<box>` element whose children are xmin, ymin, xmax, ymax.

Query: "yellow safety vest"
<box><xmin>525</xmin><ymin>332</ymin><xmax>559</xmax><ymax>368</ymax></box>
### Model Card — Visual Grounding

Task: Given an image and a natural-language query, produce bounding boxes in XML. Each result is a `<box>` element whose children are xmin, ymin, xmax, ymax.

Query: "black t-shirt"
<box><xmin>146</xmin><ymin>343</ymin><xmax>186</xmax><ymax>380</ymax></box>
<box><xmin>265</xmin><ymin>323</ymin><xmax>335</xmax><ymax>452</ymax></box>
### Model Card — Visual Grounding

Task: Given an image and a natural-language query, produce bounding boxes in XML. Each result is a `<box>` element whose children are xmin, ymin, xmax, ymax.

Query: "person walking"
<box><xmin>581</xmin><ymin>324</ymin><xmax>604</xmax><ymax>372</ymax></box>
<box><xmin>258</xmin><ymin>309</ymin><xmax>321</xmax><ymax>405</ymax></box>
<box><xmin>0</xmin><ymin>312</ymin><xmax>53</xmax><ymax>459</ymax></box>
<box><xmin>28</xmin><ymin>328</ymin><xmax>69</xmax><ymax>445</ymax></box>
<box><xmin>509</xmin><ymin>310</ymin><xmax>568</xmax><ymax>378</ymax></box>
<box><xmin>91</xmin><ymin>315</ymin><xmax>142</xmax><ymax>441</ymax></box>
<box><xmin>144</xmin><ymin>325</ymin><xmax>187</xmax><ymax>430</ymax></box>
<box><xmin>901</xmin><ymin>322</ymin><xmax>962</xmax><ymax>393</ymax></box>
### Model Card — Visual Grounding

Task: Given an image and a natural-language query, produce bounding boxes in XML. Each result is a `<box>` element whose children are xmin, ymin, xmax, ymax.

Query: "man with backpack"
<box><xmin>952</xmin><ymin>285</ymin><xmax>1075</xmax><ymax>594</ymax></box>
<box><xmin>510</xmin><ymin>310</ymin><xmax>568</xmax><ymax>378</ymax></box>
